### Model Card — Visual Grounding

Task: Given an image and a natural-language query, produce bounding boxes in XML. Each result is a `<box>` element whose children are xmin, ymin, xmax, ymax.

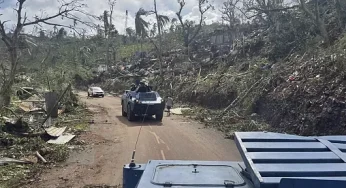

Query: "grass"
<box><xmin>0</xmin><ymin>164</ymin><xmax>33</xmax><ymax>188</ymax></box>
<box><xmin>72</xmin><ymin>122</ymin><xmax>90</xmax><ymax>132</ymax></box>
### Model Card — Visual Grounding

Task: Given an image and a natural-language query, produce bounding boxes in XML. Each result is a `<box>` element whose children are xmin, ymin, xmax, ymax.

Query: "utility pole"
<box><xmin>125</xmin><ymin>10</ymin><xmax>128</xmax><ymax>35</ymax></box>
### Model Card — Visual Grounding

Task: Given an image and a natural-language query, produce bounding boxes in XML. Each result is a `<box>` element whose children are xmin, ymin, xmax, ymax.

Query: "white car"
<box><xmin>88</xmin><ymin>87</ymin><xmax>105</xmax><ymax>97</ymax></box>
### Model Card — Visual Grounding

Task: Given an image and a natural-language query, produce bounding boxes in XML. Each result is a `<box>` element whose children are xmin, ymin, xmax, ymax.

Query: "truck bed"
<box><xmin>235</xmin><ymin>132</ymin><xmax>346</xmax><ymax>188</ymax></box>
<box><xmin>123</xmin><ymin>132</ymin><xmax>346</xmax><ymax>188</ymax></box>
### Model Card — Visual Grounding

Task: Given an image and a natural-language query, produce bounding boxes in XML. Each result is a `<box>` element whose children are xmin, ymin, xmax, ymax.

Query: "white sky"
<box><xmin>0</xmin><ymin>0</ymin><xmax>227</xmax><ymax>35</ymax></box>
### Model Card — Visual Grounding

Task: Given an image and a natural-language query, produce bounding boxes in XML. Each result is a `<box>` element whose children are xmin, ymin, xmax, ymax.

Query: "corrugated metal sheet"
<box><xmin>235</xmin><ymin>132</ymin><xmax>346</xmax><ymax>188</ymax></box>
<box><xmin>47</xmin><ymin>133</ymin><xmax>75</xmax><ymax>145</ymax></box>
<box><xmin>45</xmin><ymin>126</ymin><xmax>67</xmax><ymax>137</ymax></box>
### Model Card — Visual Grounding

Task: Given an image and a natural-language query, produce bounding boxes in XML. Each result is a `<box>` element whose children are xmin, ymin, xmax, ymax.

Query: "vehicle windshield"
<box><xmin>138</xmin><ymin>92</ymin><xmax>157</xmax><ymax>101</ymax></box>
<box><xmin>92</xmin><ymin>87</ymin><xmax>103</xmax><ymax>91</ymax></box>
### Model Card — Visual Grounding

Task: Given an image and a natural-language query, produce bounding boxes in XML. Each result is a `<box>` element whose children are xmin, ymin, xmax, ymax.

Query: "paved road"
<box><xmin>30</xmin><ymin>93</ymin><xmax>241</xmax><ymax>188</ymax></box>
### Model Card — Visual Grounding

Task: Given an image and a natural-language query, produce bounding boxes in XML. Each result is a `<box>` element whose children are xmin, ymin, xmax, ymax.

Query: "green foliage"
<box><xmin>338</xmin><ymin>34</ymin><xmax>346</xmax><ymax>50</ymax></box>
<box><xmin>267</xmin><ymin>11</ymin><xmax>317</xmax><ymax>60</ymax></box>
<box><xmin>0</xmin><ymin>164</ymin><xmax>34</xmax><ymax>188</ymax></box>
<box><xmin>118</xmin><ymin>43</ymin><xmax>153</xmax><ymax>59</ymax></box>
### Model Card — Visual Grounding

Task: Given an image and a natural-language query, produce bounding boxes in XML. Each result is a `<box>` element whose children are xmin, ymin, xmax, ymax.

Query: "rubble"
<box><xmin>0</xmin><ymin>85</ymin><xmax>90</xmax><ymax>186</ymax></box>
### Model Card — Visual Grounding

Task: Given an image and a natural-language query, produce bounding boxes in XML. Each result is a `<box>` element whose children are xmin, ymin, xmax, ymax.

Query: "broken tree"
<box><xmin>176</xmin><ymin>0</ymin><xmax>213</xmax><ymax>56</ymax></box>
<box><xmin>0</xmin><ymin>0</ymin><xmax>84</xmax><ymax>107</ymax></box>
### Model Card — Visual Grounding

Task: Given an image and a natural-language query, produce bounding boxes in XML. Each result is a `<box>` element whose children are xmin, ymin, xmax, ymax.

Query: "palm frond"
<box><xmin>158</xmin><ymin>14</ymin><xmax>170</xmax><ymax>30</ymax></box>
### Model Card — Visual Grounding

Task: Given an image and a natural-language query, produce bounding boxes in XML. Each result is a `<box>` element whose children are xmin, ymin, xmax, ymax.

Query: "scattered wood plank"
<box><xmin>47</xmin><ymin>133</ymin><xmax>75</xmax><ymax>145</ymax></box>
<box><xmin>0</xmin><ymin>157</ymin><xmax>34</xmax><ymax>166</ymax></box>
<box><xmin>45</xmin><ymin>127</ymin><xmax>67</xmax><ymax>137</ymax></box>
<box><xmin>36</xmin><ymin>151</ymin><xmax>47</xmax><ymax>163</ymax></box>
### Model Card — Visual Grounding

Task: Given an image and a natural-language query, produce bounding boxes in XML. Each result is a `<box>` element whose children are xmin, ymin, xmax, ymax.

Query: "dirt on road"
<box><xmin>26</xmin><ymin>93</ymin><xmax>241</xmax><ymax>188</ymax></box>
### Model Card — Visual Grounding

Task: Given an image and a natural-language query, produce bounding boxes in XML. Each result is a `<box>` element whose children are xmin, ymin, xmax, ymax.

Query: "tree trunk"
<box><xmin>140</xmin><ymin>38</ymin><xmax>143</xmax><ymax>52</ymax></box>
<box><xmin>106</xmin><ymin>37</ymin><xmax>110</xmax><ymax>65</ymax></box>
<box><xmin>0</xmin><ymin>47</ymin><xmax>19</xmax><ymax>107</ymax></box>
<box><xmin>154</xmin><ymin>0</ymin><xmax>163</xmax><ymax>82</ymax></box>
<box><xmin>113</xmin><ymin>49</ymin><xmax>116</xmax><ymax>62</ymax></box>
<box><xmin>335</xmin><ymin>0</ymin><xmax>345</xmax><ymax>30</ymax></box>
<box><xmin>0</xmin><ymin>82</ymin><xmax>12</xmax><ymax>107</ymax></box>
<box><xmin>318</xmin><ymin>19</ymin><xmax>330</xmax><ymax>45</ymax></box>
<box><xmin>184</xmin><ymin>34</ymin><xmax>189</xmax><ymax>56</ymax></box>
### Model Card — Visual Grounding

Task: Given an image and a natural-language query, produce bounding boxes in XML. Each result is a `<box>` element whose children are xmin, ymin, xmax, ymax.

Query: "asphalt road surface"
<box><xmin>29</xmin><ymin>93</ymin><xmax>241</xmax><ymax>188</ymax></box>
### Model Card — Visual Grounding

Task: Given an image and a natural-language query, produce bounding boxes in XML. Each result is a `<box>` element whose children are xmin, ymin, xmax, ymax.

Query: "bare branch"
<box><xmin>299</xmin><ymin>0</ymin><xmax>316</xmax><ymax>22</ymax></box>
<box><xmin>247</xmin><ymin>5</ymin><xmax>299</xmax><ymax>13</ymax></box>
<box><xmin>188</xmin><ymin>0</ymin><xmax>212</xmax><ymax>44</ymax></box>
<box><xmin>0</xmin><ymin>21</ymin><xmax>12</xmax><ymax>48</ymax></box>
<box><xmin>176</xmin><ymin>0</ymin><xmax>186</xmax><ymax>32</ymax></box>
<box><xmin>13</xmin><ymin>0</ymin><xmax>26</xmax><ymax>37</ymax></box>
<box><xmin>23</xmin><ymin>1</ymin><xmax>82</xmax><ymax>26</ymax></box>
<box><xmin>0</xmin><ymin>62</ymin><xmax>9</xmax><ymax>79</ymax></box>
<box><xmin>176</xmin><ymin>0</ymin><xmax>212</xmax><ymax>47</ymax></box>
<box><xmin>40</xmin><ymin>21</ymin><xmax>82</xmax><ymax>36</ymax></box>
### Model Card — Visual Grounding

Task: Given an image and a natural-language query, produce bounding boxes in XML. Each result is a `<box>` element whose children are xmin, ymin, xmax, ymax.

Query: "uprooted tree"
<box><xmin>0</xmin><ymin>0</ymin><xmax>85</xmax><ymax>107</ymax></box>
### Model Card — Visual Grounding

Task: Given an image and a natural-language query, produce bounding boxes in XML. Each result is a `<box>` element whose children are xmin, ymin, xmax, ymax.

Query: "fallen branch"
<box><xmin>219</xmin><ymin>77</ymin><xmax>264</xmax><ymax>117</ymax></box>
<box><xmin>36</xmin><ymin>151</ymin><xmax>47</xmax><ymax>163</ymax></box>
<box><xmin>18</xmin><ymin>132</ymin><xmax>45</xmax><ymax>137</ymax></box>
<box><xmin>0</xmin><ymin>157</ymin><xmax>33</xmax><ymax>166</ymax></box>
<box><xmin>17</xmin><ymin>86</ymin><xmax>44</xmax><ymax>99</ymax></box>
<box><xmin>62</xmin><ymin>119</ymin><xmax>80</xmax><ymax>123</ymax></box>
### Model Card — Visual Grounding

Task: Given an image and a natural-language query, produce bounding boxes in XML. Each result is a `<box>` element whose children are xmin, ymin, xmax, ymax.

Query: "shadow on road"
<box><xmin>115</xmin><ymin>115</ymin><xmax>163</xmax><ymax>126</ymax></box>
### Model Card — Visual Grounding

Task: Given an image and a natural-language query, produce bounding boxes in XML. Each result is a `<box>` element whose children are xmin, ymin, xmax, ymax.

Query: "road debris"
<box><xmin>36</xmin><ymin>151</ymin><xmax>47</xmax><ymax>163</ymax></box>
<box><xmin>45</xmin><ymin>126</ymin><xmax>67</xmax><ymax>137</ymax></box>
<box><xmin>47</xmin><ymin>133</ymin><xmax>76</xmax><ymax>145</ymax></box>
<box><xmin>0</xmin><ymin>157</ymin><xmax>34</xmax><ymax>166</ymax></box>
<box><xmin>170</xmin><ymin>108</ymin><xmax>192</xmax><ymax>115</ymax></box>
<box><xmin>3</xmin><ymin>117</ymin><xmax>30</xmax><ymax>133</ymax></box>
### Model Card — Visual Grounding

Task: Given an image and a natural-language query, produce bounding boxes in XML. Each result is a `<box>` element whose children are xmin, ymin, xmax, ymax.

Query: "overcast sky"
<box><xmin>0</xmin><ymin>0</ymin><xmax>227</xmax><ymax>35</ymax></box>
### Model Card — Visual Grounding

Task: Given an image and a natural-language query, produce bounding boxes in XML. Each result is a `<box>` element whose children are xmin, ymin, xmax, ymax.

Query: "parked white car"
<box><xmin>88</xmin><ymin>87</ymin><xmax>104</xmax><ymax>98</ymax></box>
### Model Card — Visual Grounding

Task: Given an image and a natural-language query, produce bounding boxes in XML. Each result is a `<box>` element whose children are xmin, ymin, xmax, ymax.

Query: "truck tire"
<box><xmin>127</xmin><ymin>104</ymin><xmax>135</xmax><ymax>121</ymax></box>
<box><xmin>156</xmin><ymin>111</ymin><xmax>163</xmax><ymax>121</ymax></box>
<box><xmin>122</xmin><ymin>104</ymin><xmax>127</xmax><ymax>117</ymax></box>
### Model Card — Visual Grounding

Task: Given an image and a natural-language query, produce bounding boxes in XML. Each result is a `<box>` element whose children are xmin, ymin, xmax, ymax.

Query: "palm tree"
<box><xmin>170</xmin><ymin>18</ymin><xmax>178</xmax><ymax>32</ymax></box>
<box><xmin>150</xmin><ymin>23</ymin><xmax>157</xmax><ymax>37</ymax></box>
<box><xmin>126</xmin><ymin>27</ymin><xmax>135</xmax><ymax>43</ymax></box>
<box><xmin>157</xmin><ymin>15</ymin><xmax>170</xmax><ymax>31</ymax></box>
<box><xmin>135</xmin><ymin>8</ymin><xmax>149</xmax><ymax>51</ymax></box>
